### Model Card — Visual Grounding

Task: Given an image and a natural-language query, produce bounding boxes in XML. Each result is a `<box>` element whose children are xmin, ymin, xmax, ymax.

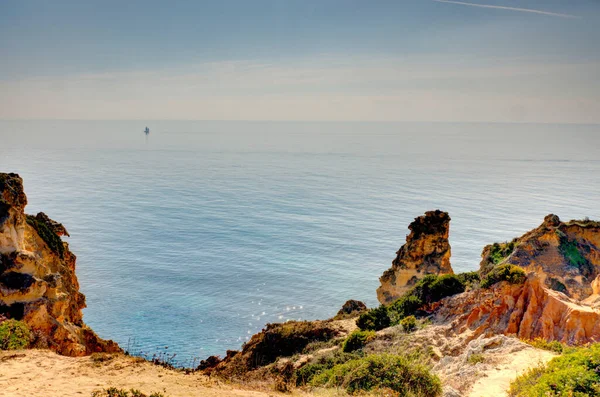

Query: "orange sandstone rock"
<box><xmin>434</xmin><ymin>276</ymin><xmax>600</xmax><ymax>344</ymax></box>
<box><xmin>405</xmin><ymin>212</ymin><xmax>600</xmax><ymax>345</ymax></box>
<box><xmin>377</xmin><ymin>210</ymin><xmax>453</xmax><ymax>304</ymax></box>
<box><xmin>0</xmin><ymin>173</ymin><xmax>120</xmax><ymax>356</ymax></box>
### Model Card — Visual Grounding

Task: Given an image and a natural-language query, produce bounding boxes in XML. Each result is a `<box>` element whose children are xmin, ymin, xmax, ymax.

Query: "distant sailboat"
<box><xmin>144</xmin><ymin>127</ymin><xmax>150</xmax><ymax>135</ymax></box>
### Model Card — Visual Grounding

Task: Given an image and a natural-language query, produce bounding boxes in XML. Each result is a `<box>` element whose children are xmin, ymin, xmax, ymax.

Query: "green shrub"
<box><xmin>295</xmin><ymin>363</ymin><xmax>326</xmax><ymax>387</ymax></box>
<box><xmin>310</xmin><ymin>353</ymin><xmax>442</xmax><ymax>396</ymax></box>
<box><xmin>558</xmin><ymin>236</ymin><xmax>593</xmax><ymax>277</ymax></box>
<box><xmin>481</xmin><ymin>264</ymin><xmax>526</xmax><ymax>289</ymax></box>
<box><xmin>509</xmin><ymin>343</ymin><xmax>600</xmax><ymax>397</ymax></box>
<box><xmin>428</xmin><ymin>274</ymin><xmax>466</xmax><ymax>302</ymax></box>
<box><xmin>508</xmin><ymin>364</ymin><xmax>546</xmax><ymax>397</ymax></box>
<box><xmin>523</xmin><ymin>338</ymin><xmax>566</xmax><ymax>354</ymax></box>
<box><xmin>356</xmin><ymin>306</ymin><xmax>391</xmax><ymax>331</ymax></box>
<box><xmin>467</xmin><ymin>353</ymin><xmax>485</xmax><ymax>365</ymax></box>
<box><xmin>342</xmin><ymin>330</ymin><xmax>376</xmax><ymax>352</ymax></box>
<box><xmin>456</xmin><ymin>271</ymin><xmax>480</xmax><ymax>287</ymax></box>
<box><xmin>407</xmin><ymin>274</ymin><xmax>466</xmax><ymax>306</ymax></box>
<box><xmin>388</xmin><ymin>295</ymin><xmax>423</xmax><ymax>323</ymax></box>
<box><xmin>26</xmin><ymin>214</ymin><xmax>65</xmax><ymax>258</ymax></box>
<box><xmin>91</xmin><ymin>388</ymin><xmax>166</xmax><ymax>397</ymax></box>
<box><xmin>400</xmin><ymin>315</ymin><xmax>417</xmax><ymax>333</ymax></box>
<box><xmin>0</xmin><ymin>319</ymin><xmax>31</xmax><ymax>350</ymax></box>
<box><xmin>360</xmin><ymin>274</ymin><xmax>470</xmax><ymax>332</ymax></box>
<box><xmin>489</xmin><ymin>241</ymin><xmax>516</xmax><ymax>265</ymax></box>
<box><xmin>388</xmin><ymin>274</ymin><xmax>466</xmax><ymax>324</ymax></box>
<box><xmin>294</xmin><ymin>350</ymin><xmax>362</xmax><ymax>386</ymax></box>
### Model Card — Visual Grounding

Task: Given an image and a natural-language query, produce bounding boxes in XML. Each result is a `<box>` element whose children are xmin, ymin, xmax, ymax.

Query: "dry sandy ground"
<box><xmin>427</xmin><ymin>331</ymin><xmax>557</xmax><ymax>397</ymax></box>
<box><xmin>0</xmin><ymin>343</ymin><xmax>555</xmax><ymax>397</ymax></box>
<box><xmin>0</xmin><ymin>349</ymin><xmax>301</xmax><ymax>397</ymax></box>
<box><xmin>467</xmin><ymin>347</ymin><xmax>556</xmax><ymax>397</ymax></box>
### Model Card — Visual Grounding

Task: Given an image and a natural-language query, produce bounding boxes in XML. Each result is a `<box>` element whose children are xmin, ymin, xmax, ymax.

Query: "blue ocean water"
<box><xmin>1</xmin><ymin>120</ymin><xmax>599</xmax><ymax>363</ymax></box>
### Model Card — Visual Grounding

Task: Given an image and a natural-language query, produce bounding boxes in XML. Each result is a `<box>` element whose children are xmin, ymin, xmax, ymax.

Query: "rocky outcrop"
<box><xmin>373</xmin><ymin>212</ymin><xmax>600</xmax><ymax>344</ymax></box>
<box><xmin>337</xmin><ymin>299</ymin><xmax>367</xmax><ymax>317</ymax></box>
<box><xmin>0</xmin><ymin>173</ymin><xmax>120</xmax><ymax>356</ymax></box>
<box><xmin>0</xmin><ymin>173</ymin><xmax>27</xmax><ymax>253</ymax></box>
<box><xmin>377</xmin><ymin>210</ymin><xmax>453</xmax><ymax>304</ymax></box>
<box><xmin>203</xmin><ymin>320</ymin><xmax>342</xmax><ymax>377</ymax></box>
<box><xmin>479</xmin><ymin>214</ymin><xmax>600</xmax><ymax>302</ymax></box>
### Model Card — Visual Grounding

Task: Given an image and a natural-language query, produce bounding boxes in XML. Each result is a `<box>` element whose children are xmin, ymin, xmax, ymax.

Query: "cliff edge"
<box><xmin>0</xmin><ymin>172</ymin><xmax>120</xmax><ymax>356</ymax></box>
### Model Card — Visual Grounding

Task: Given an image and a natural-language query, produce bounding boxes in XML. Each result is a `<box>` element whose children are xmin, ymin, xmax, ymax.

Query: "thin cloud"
<box><xmin>433</xmin><ymin>0</ymin><xmax>581</xmax><ymax>19</ymax></box>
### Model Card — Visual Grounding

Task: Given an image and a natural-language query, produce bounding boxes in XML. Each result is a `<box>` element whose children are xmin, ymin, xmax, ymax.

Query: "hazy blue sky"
<box><xmin>1</xmin><ymin>0</ymin><xmax>599</xmax><ymax>122</ymax></box>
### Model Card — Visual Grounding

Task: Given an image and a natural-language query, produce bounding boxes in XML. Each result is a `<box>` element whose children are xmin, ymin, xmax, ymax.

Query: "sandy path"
<box><xmin>467</xmin><ymin>348</ymin><xmax>556</xmax><ymax>397</ymax></box>
<box><xmin>0</xmin><ymin>350</ymin><xmax>290</xmax><ymax>397</ymax></box>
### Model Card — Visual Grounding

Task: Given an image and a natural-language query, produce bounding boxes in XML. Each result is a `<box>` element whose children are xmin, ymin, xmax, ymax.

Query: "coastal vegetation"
<box><xmin>0</xmin><ymin>319</ymin><xmax>31</xmax><ymax>350</ymax></box>
<box><xmin>294</xmin><ymin>350</ymin><xmax>363</xmax><ymax>386</ymax></box>
<box><xmin>488</xmin><ymin>241</ymin><xmax>517</xmax><ymax>265</ymax></box>
<box><xmin>557</xmin><ymin>231</ymin><xmax>593</xmax><ymax>276</ymax></box>
<box><xmin>480</xmin><ymin>264</ymin><xmax>526</xmax><ymax>289</ymax></box>
<box><xmin>91</xmin><ymin>388</ymin><xmax>166</xmax><ymax>397</ymax></box>
<box><xmin>25</xmin><ymin>213</ymin><xmax>65</xmax><ymax>258</ymax></box>
<box><xmin>467</xmin><ymin>353</ymin><xmax>485</xmax><ymax>365</ymax></box>
<box><xmin>342</xmin><ymin>330</ymin><xmax>376</xmax><ymax>352</ymax></box>
<box><xmin>479</xmin><ymin>240</ymin><xmax>517</xmax><ymax>276</ymax></box>
<box><xmin>400</xmin><ymin>315</ymin><xmax>417</xmax><ymax>333</ymax></box>
<box><xmin>245</xmin><ymin>320</ymin><xmax>338</xmax><ymax>368</ymax></box>
<box><xmin>509</xmin><ymin>343</ymin><xmax>600</xmax><ymax>397</ymax></box>
<box><xmin>523</xmin><ymin>338</ymin><xmax>566</xmax><ymax>354</ymax></box>
<box><xmin>358</xmin><ymin>273</ymin><xmax>476</xmax><ymax>331</ymax></box>
<box><xmin>309</xmin><ymin>353</ymin><xmax>442</xmax><ymax>396</ymax></box>
<box><xmin>356</xmin><ymin>305</ymin><xmax>391</xmax><ymax>331</ymax></box>
<box><xmin>202</xmin><ymin>319</ymin><xmax>341</xmax><ymax>379</ymax></box>
<box><xmin>456</xmin><ymin>271</ymin><xmax>481</xmax><ymax>287</ymax></box>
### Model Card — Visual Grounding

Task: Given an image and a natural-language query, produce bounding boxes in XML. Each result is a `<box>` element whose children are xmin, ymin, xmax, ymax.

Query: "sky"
<box><xmin>1</xmin><ymin>0</ymin><xmax>599</xmax><ymax>123</ymax></box>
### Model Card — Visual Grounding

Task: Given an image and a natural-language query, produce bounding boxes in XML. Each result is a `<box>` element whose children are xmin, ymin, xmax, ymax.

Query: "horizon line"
<box><xmin>1</xmin><ymin>119</ymin><xmax>599</xmax><ymax>126</ymax></box>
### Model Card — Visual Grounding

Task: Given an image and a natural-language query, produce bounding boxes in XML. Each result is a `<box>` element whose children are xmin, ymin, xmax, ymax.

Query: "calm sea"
<box><xmin>1</xmin><ymin>121</ymin><xmax>599</xmax><ymax>363</ymax></box>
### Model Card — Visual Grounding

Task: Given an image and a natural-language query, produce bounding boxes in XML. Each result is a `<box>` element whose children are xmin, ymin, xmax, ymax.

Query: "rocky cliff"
<box><xmin>432</xmin><ymin>213</ymin><xmax>600</xmax><ymax>345</ymax></box>
<box><xmin>0</xmin><ymin>173</ymin><xmax>120</xmax><ymax>356</ymax></box>
<box><xmin>480</xmin><ymin>214</ymin><xmax>600</xmax><ymax>302</ymax></box>
<box><xmin>377</xmin><ymin>210</ymin><xmax>453</xmax><ymax>304</ymax></box>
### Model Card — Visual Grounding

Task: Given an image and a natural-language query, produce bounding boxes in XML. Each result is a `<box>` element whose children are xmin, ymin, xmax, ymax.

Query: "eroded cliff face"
<box><xmin>0</xmin><ymin>173</ymin><xmax>120</xmax><ymax>356</ymax></box>
<box><xmin>377</xmin><ymin>210</ymin><xmax>453</xmax><ymax>304</ymax></box>
<box><xmin>432</xmin><ymin>213</ymin><xmax>600</xmax><ymax>344</ymax></box>
<box><xmin>434</xmin><ymin>276</ymin><xmax>600</xmax><ymax>344</ymax></box>
<box><xmin>480</xmin><ymin>214</ymin><xmax>600</xmax><ymax>302</ymax></box>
